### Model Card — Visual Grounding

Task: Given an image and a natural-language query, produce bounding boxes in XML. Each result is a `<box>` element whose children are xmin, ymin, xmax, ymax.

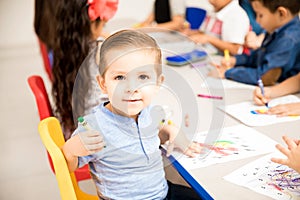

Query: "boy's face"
<box><xmin>97</xmin><ymin>50</ymin><xmax>163</xmax><ymax>119</ymax></box>
<box><xmin>252</xmin><ymin>1</ymin><xmax>281</xmax><ymax>33</ymax></box>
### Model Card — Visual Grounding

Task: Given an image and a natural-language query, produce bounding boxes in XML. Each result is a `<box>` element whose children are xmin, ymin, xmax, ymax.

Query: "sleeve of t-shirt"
<box><xmin>221</xmin><ymin>9</ymin><xmax>250</xmax><ymax>44</ymax></box>
<box><xmin>225</xmin><ymin>66</ymin><xmax>259</xmax><ymax>85</ymax></box>
<box><xmin>170</xmin><ymin>0</ymin><xmax>185</xmax><ymax>17</ymax></box>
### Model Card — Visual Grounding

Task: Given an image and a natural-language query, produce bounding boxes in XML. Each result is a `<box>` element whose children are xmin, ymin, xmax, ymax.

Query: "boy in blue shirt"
<box><xmin>62</xmin><ymin>30</ymin><xmax>202</xmax><ymax>200</ymax></box>
<box><xmin>214</xmin><ymin>0</ymin><xmax>300</xmax><ymax>86</ymax></box>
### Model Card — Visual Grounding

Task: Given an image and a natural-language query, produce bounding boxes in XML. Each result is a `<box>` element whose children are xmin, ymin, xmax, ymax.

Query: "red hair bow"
<box><xmin>87</xmin><ymin>0</ymin><xmax>118</xmax><ymax>21</ymax></box>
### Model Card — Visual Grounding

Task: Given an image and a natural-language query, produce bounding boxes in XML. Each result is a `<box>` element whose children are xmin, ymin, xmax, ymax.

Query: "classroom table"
<box><xmin>140</xmin><ymin>29</ymin><xmax>300</xmax><ymax>199</ymax></box>
<box><xmin>159</xmin><ymin>61</ymin><xmax>300</xmax><ymax>200</ymax></box>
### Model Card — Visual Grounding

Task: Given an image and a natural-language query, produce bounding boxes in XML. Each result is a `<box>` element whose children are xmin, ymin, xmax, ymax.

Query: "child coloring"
<box><xmin>214</xmin><ymin>0</ymin><xmax>300</xmax><ymax>86</ymax></box>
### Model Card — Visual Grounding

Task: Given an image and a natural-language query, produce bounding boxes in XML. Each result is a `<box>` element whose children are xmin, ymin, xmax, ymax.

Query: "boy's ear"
<box><xmin>157</xmin><ymin>74</ymin><xmax>165</xmax><ymax>86</ymax></box>
<box><xmin>96</xmin><ymin>75</ymin><xmax>107</xmax><ymax>93</ymax></box>
<box><xmin>277</xmin><ymin>6</ymin><xmax>288</xmax><ymax>18</ymax></box>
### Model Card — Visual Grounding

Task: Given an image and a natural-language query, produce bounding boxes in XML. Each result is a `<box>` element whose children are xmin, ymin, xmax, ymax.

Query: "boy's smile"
<box><xmin>97</xmin><ymin>50</ymin><xmax>164</xmax><ymax>120</ymax></box>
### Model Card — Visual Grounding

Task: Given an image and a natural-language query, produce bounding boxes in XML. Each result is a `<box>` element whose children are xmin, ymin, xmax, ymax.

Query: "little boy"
<box><xmin>62</xmin><ymin>30</ymin><xmax>202</xmax><ymax>200</ymax></box>
<box><xmin>188</xmin><ymin>0</ymin><xmax>250</xmax><ymax>55</ymax></box>
<box><xmin>215</xmin><ymin>0</ymin><xmax>300</xmax><ymax>86</ymax></box>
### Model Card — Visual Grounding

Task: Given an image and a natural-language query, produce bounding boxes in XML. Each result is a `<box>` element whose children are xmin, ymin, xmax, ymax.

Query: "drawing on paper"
<box><xmin>199</xmin><ymin>140</ymin><xmax>238</xmax><ymax>156</ymax></box>
<box><xmin>219</xmin><ymin>95</ymin><xmax>300</xmax><ymax>126</ymax></box>
<box><xmin>250</xmin><ymin>109</ymin><xmax>268</xmax><ymax>115</ymax></box>
<box><xmin>169</xmin><ymin>125</ymin><xmax>276</xmax><ymax>170</ymax></box>
<box><xmin>224</xmin><ymin>154</ymin><xmax>300</xmax><ymax>200</ymax></box>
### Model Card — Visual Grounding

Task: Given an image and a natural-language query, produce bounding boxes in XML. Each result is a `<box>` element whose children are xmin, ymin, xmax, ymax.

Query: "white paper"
<box><xmin>219</xmin><ymin>95</ymin><xmax>300</xmax><ymax>127</ymax></box>
<box><xmin>169</xmin><ymin>125</ymin><xmax>277</xmax><ymax>170</ymax></box>
<box><xmin>224</xmin><ymin>153</ymin><xmax>300</xmax><ymax>200</ymax></box>
<box><xmin>201</xmin><ymin>77</ymin><xmax>256</xmax><ymax>90</ymax></box>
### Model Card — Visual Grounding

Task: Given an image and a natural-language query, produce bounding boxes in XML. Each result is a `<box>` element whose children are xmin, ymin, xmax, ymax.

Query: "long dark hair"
<box><xmin>52</xmin><ymin>0</ymin><xmax>98</xmax><ymax>139</ymax></box>
<box><xmin>34</xmin><ymin>0</ymin><xmax>57</xmax><ymax>49</ymax></box>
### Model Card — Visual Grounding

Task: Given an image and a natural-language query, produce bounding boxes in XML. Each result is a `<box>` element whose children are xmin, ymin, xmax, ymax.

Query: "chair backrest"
<box><xmin>38</xmin><ymin>39</ymin><xmax>53</xmax><ymax>82</ymax></box>
<box><xmin>27</xmin><ymin>75</ymin><xmax>92</xmax><ymax>181</ymax></box>
<box><xmin>186</xmin><ymin>7</ymin><xmax>207</xmax><ymax>30</ymax></box>
<box><xmin>27</xmin><ymin>75</ymin><xmax>53</xmax><ymax>120</ymax></box>
<box><xmin>38</xmin><ymin>117</ymin><xmax>98</xmax><ymax>200</ymax></box>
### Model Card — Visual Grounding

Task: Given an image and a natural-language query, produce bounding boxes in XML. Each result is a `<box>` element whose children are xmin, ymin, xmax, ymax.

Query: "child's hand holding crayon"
<box><xmin>253</xmin><ymin>86</ymin><xmax>271</xmax><ymax>106</ymax></box>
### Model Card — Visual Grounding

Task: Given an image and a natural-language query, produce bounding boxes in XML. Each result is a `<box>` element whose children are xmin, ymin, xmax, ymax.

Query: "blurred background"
<box><xmin>0</xmin><ymin>0</ymin><xmax>210</xmax><ymax>199</ymax></box>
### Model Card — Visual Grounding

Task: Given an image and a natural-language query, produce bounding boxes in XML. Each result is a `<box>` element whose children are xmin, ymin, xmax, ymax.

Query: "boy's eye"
<box><xmin>114</xmin><ymin>75</ymin><xmax>125</xmax><ymax>80</ymax></box>
<box><xmin>139</xmin><ymin>74</ymin><xmax>150</xmax><ymax>80</ymax></box>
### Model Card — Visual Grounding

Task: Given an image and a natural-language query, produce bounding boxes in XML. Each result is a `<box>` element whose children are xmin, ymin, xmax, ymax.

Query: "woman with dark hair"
<box><xmin>52</xmin><ymin>0</ymin><xmax>118</xmax><ymax>139</ymax></box>
<box><xmin>34</xmin><ymin>0</ymin><xmax>57</xmax><ymax>49</ymax></box>
<box><xmin>137</xmin><ymin>0</ymin><xmax>186</xmax><ymax>31</ymax></box>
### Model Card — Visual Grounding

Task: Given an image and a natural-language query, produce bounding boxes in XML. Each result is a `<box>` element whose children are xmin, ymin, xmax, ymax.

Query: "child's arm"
<box><xmin>62</xmin><ymin>130</ymin><xmax>105</xmax><ymax>172</ymax></box>
<box><xmin>253</xmin><ymin>86</ymin><xmax>272</xmax><ymax>106</ymax></box>
<box><xmin>190</xmin><ymin>33</ymin><xmax>242</xmax><ymax>55</ymax></box>
<box><xmin>261</xmin><ymin>68</ymin><xmax>282</xmax><ymax>86</ymax></box>
<box><xmin>271</xmin><ymin>135</ymin><xmax>300</xmax><ymax>174</ymax></box>
<box><xmin>205</xmin><ymin>35</ymin><xmax>242</xmax><ymax>55</ymax></box>
<box><xmin>158</xmin><ymin>123</ymin><xmax>202</xmax><ymax>157</ymax></box>
<box><xmin>245</xmin><ymin>32</ymin><xmax>265</xmax><ymax>50</ymax></box>
<box><xmin>253</xmin><ymin>72</ymin><xmax>300</xmax><ymax>105</ymax></box>
<box><xmin>267</xmin><ymin>103</ymin><xmax>300</xmax><ymax>116</ymax></box>
<box><xmin>208</xmin><ymin>55</ymin><xmax>237</xmax><ymax>79</ymax></box>
<box><xmin>137</xmin><ymin>13</ymin><xmax>155</xmax><ymax>27</ymax></box>
<box><xmin>225</xmin><ymin>66</ymin><xmax>281</xmax><ymax>85</ymax></box>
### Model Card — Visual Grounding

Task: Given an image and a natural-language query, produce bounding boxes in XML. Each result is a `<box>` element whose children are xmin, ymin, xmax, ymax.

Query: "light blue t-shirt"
<box><xmin>74</xmin><ymin>103</ymin><xmax>168</xmax><ymax>200</ymax></box>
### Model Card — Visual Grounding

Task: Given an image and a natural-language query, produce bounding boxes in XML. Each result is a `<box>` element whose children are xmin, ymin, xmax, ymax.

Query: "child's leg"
<box><xmin>165</xmin><ymin>181</ymin><xmax>202</xmax><ymax>200</ymax></box>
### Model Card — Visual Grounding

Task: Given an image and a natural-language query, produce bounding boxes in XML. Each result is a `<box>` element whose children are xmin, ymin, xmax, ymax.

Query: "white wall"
<box><xmin>0</xmin><ymin>0</ymin><xmax>216</xmax><ymax>48</ymax></box>
<box><xmin>104</xmin><ymin>0</ymin><xmax>215</xmax><ymax>33</ymax></box>
<box><xmin>185</xmin><ymin>0</ymin><xmax>214</xmax><ymax>13</ymax></box>
<box><xmin>104</xmin><ymin>0</ymin><xmax>154</xmax><ymax>33</ymax></box>
<box><xmin>0</xmin><ymin>0</ymin><xmax>36</xmax><ymax>49</ymax></box>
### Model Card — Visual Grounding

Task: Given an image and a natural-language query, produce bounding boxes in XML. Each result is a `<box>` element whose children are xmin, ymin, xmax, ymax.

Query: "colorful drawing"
<box><xmin>224</xmin><ymin>154</ymin><xmax>300</xmax><ymax>200</ymax></box>
<box><xmin>168</xmin><ymin>125</ymin><xmax>277</xmax><ymax>170</ymax></box>
<box><xmin>250</xmin><ymin>109</ymin><xmax>268</xmax><ymax>115</ymax></box>
<box><xmin>220</xmin><ymin>95</ymin><xmax>300</xmax><ymax>126</ymax></box>
<box><xmin>270</xmin><ymin>167</ymin><xmax>300</xmax><ymax>193</ymax></box>
<box><xmin>200</xmin><ymin>140</ymin><xmax>237</xmax><ymax>156</ymax></box>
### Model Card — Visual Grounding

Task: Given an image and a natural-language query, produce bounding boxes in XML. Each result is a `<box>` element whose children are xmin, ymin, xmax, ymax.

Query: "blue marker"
<box><xmin>257</xmin><ymin>79</ymin><xmax>268</xmax><ymax>107</ymax></box>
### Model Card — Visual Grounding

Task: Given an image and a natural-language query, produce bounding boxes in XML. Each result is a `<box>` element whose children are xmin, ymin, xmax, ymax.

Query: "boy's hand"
<box><xmin>189</xmin><ymin>33</ymin><xmax>210</xmax><ymax>44</ymax></box>
<box><xmin>66</xmin><ymin>130</ymin><xmax>105</xmax><ymax>157</ymax></box>
<box><xmin>220</xmin><ymin>56</ymin><xmax>236</xmax><ymax>69</ymax></box>
<box><xmin>208</xmin><ymin>63</ymin><xmax>226</xmax><ymax>79</ymax></box>
<box><xmin>253</xmin><ymin>86</ymin><xmax>271</xmax><ymax>105</ymax></box>
<box><xmin>183</xmin><ymin>142</ymin><xmax>202</xmax><ymax>158</ymax></box>
<box><xmin>162</xmin><ymin>124</ymin><xmax>202</xmax><ymax>157</ymax></box>
<box><xmin>267</xmin><ymin>103</ymin><xmax>300</xmax><ymax>117</ymax></box>
<box><xmin>271</xmin><ymin>136</ymin><xmax>300</xmax><ymax>173</ymax></box>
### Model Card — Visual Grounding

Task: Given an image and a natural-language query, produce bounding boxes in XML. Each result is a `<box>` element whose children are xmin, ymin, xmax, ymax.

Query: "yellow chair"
<box><xmin>38</xmin><ymin>117</ymin><xmax>98</xmax><ymax>200</ymax></box>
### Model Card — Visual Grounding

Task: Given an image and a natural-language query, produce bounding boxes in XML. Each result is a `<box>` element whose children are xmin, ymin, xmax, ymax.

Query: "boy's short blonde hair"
<box><xmin>98</xmin><ymin>30</ymin><xmax>162</xmax><ymax>77</ymax></box>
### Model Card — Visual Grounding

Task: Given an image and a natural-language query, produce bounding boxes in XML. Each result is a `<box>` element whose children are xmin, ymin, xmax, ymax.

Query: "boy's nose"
<box><xmin>125</xmin><ymin>79</ymin><xmax>139</xmax><ymax>93</ymax></box>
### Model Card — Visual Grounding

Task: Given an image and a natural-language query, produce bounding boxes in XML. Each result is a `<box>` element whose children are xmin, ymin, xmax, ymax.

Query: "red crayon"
<box><xmin>197</xmin><ymin>94</ymin><xmax>223</xmax><ymax>100</ymax></box>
